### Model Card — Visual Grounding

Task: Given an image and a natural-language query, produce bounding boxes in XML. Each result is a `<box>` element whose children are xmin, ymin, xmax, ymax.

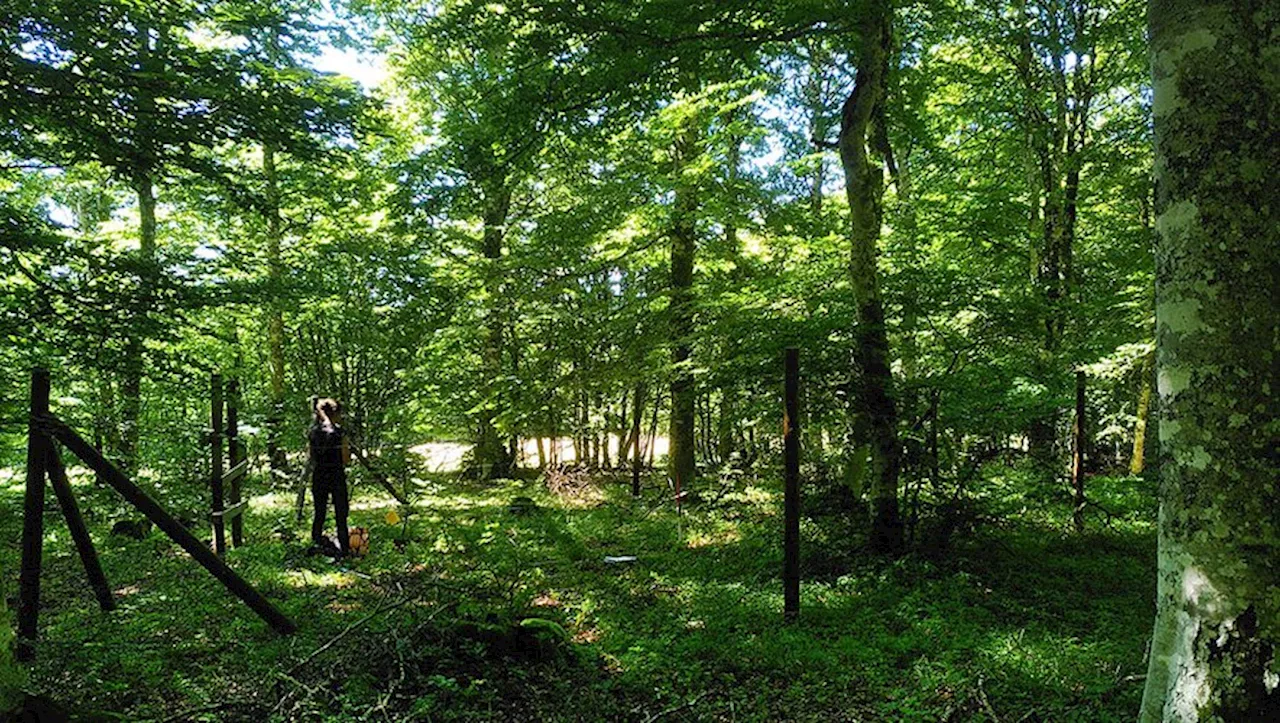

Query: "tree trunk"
<box><xmin>1071</xmin><ymin>370</ymin><xmax>1086</xmax><ymax>533</ymax></box>
<box><xmin>599</xmin><ymin>392</ymin><xmax>611</xmax><ymax>469</ymax></box>
<box><xmin>805</xmin><ymin>38</ymin><xmax>833</xmax><ymax>215</ymax></box>
<box><xmin>119</xmin><ymin>171</ymin><xmax>154</xmax><ymax>471</ymax></box>
<box><xmin>618</xmin><ymin>389</ymin><xmax>630</xmax><ymax>468</ymax></box>
<box><xmin>549</xmin><ymin>408</ymin><xmax>560</xmax><ymax>467</ymax></box>
<box><xmin>718</xmin><ymin>108</ymin><xmax>746</xmax><ymax>467</ymax></box>
<box><xmin>668</xmin><ymin>122</ymin><xmax>699</xmax><ymax>493</ymax></box>
<box><xmin>839</xmin><ymin>0</ymin><xmax>901</xmax><ymax>554</ymax></box>
<box><xmin>1014</xmin><ymin>0</ymin><xmax>1094</xmax><ymax>472</ymax></box>
<box><xmin>631</xmin><ymin>383</ymin><xmax>645</xmax><ymax>496</ymax></box>
<box><xmin>473</xmin><ymin>182</ymin><xmax>514</xmax><ymax>478</ymax></box>
<box><xmin>647</xmin><ymin>391</ymin><xmax>661</xmax><ymax>469</ymax></box>
<box><xmin>119</xmin><ymin>23</ymin><xmax>158</xmax><ymax>471</ymax></box>
<box><xmin>263</xmin><ymin>140</ymin><xmax>289</xmax><ymax>476</ymax></box>
<box><xmin>717</xmin><ymin>391</ymin><xmax>734</xmax><ymax>465</ymax></box>
<box><xmin>927</xmin><ymin>390</ymin><xmax>940</xmax><ymax>483</ymax></box>
<box><xmin>1130</xmin><ymin>349</ymin><xmax>1155</xmax><ymax>475</ymax></box>
<box><xmin>1139</xmin><ymin>2</ymin><xmax>1280</xmax><ymax>719</ymax></box>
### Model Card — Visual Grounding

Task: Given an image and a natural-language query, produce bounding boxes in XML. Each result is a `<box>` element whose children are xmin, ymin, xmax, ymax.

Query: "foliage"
<box><xmin>0</xmin><ymin>467</ymin><xmax>1154</xmax><ymax>720</ymax></box>
<box><xmin>0</xmin><ymin>0</ymin><xmax>1188</xmax><ymax>718</ymax></box>
<box><xmin>0</xmin><ymin>598</ymin><xmax>22</xmax><ymax>715</ymax></box>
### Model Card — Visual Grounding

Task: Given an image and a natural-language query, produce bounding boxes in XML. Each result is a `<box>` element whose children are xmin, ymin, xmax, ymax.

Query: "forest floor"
<box><xmin>1</xmin><ymin>462</ymin><xmax>1156</xmax><ymax>722</ymax></box>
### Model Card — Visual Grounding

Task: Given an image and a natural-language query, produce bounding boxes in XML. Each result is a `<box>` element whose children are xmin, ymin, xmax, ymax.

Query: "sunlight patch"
<box><xmin>686</xmin><ymin>528</ymin><xmax>741</xmax><ymax>548</ymax></box>
<box><xmin>282</xmin><ymin>569</ymin><xmax>358</xmax><ymax>589</ymax></box>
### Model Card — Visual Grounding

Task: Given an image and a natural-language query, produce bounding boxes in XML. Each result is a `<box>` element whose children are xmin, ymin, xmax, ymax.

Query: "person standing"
<box><xmin>309</xmin><ymin>398</ymin><xmax>351</xmax><ymax>556</ymax></box>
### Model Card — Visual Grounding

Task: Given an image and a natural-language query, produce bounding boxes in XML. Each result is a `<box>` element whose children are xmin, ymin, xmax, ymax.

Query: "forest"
<box><xmin>1</xmin><ymin>0</ymin><xmax>1275</xmax><ymax>720</ymax></box>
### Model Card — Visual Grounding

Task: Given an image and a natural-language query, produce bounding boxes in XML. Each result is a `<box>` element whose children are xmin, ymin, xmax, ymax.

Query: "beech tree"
<box><xmin>1139</xmin><ymin>0</ymin><xmax>1279</xmax><ymax>719</ymax></box>
<box><xmin>839</xmin><ymin>0</ymin><xmax>901</xmax><ymax>552</ymax></box>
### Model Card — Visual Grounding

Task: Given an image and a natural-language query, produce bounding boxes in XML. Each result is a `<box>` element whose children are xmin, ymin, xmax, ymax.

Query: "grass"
<box><xmin>0</xmin><ymin>464</ymin><xmax>1156</xmax><ymax>721</ymax></box>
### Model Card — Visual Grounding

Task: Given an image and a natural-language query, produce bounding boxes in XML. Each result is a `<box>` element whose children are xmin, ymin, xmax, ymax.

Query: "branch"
<box><xmin>348</xmin><ymin>435</ymin><xmax>410</xmax><ymax>505</ymax></box>
<box><xmin>283</xmin><ymin>594</ymin><xmax>413</xmax><ymax>677</ymax></box>
<box><xmin>1079</xmin><ymin>497</ymin><xmax>1119</xmax><ymax>529</ymax></box>
<box><xmin>7</xmin><ymin>249</ymin><xmax>112</xmax><ymax>312</ymax></box>
<box><xmin>976</xmin><ymin>676</ymin><xmax>1001</xmax><ymax>723</ymax></box>
<box><xmin>0</xmin><ymin>162</ymin><xmax>64</xmax><ymax>171</ymax></box>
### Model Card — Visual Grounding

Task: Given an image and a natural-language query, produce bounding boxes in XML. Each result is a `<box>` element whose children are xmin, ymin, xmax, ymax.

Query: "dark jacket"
<box><xmin>309</xmin><ymin>423</ymin><xmax>345</xmax><ymax>470</ymax></box>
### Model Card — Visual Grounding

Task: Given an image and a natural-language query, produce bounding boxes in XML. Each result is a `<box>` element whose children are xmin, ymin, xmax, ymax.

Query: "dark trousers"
<box><xmin>312</xmin><ymin>466</ymin><xmax>350</xmax><ymax>554</ymax></box>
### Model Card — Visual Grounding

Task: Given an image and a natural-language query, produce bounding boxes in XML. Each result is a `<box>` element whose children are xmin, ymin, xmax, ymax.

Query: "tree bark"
<box><xmin>618</xmin><ymin>389</ymin><xmax>630</xmax><ymax>468</ymax></box>
<box><xmin>119</xmin><ymin>169</ymin><xmax>154</xmax><ymax>471</ymax></box>
<box><xmin>1071</xmin><ymin>370</ymin><xmax>1085</xmax><ymax>533</ymax></box>
<box><xmin>17</xmin><ymin>369</ymin><xmax>50</xmax><ymax>661</ymax></box>
<box><xmin>668</xmin><ymin>122</ymin><xmax>699</xmax><ymax>493</ymax></box>
<box><xmin>263</xmin><ymin>140</ymin><xmax>289</xmax><ymax>476</ymax></box>
<box><xmin>119</xmin><ymin>24</ymin><xmax>158</xmax><ymax>471</ymax></box>
<box><xmin>783</xmin><ymin>348</ymin><xmax>801</xmax><ymax>620</ymax></box>
<box><xmin>839</xmin><ymin>0</ymin><xmax>901</xmax><ymax>554</ymax></box>
<box><xmin>1139</xmin><ymin>1</ymin><xmax>1280</xmax><ymax>719</ymax></box>
<box><xmin>718</xmin><ymin>108</ymin><xmax>747</xmax><ymax>466</ymax></box>
<box><xmin>599</xmin><ymin>392</ymin><xmax>610</xmax><ymax>469</ymax></box>
<box><xmin>473</xmin><ymin>181</ymin><xmax>514</xmax><ymax>478</ymax></box>
<box><xmin>647</xmin><ymin>390</ymin><xmax>661</xmax><ymax>468</ymax></box>
<box><xmin>1013</xmin><ymin>0</ymin><xmax>1094</xmax><ymax>471</ymax></box>
<box><xmin>1130</xmin><ymin>349</ymin><xmax>1154</xmax><ymax>475</ymax></box>
<box><xmin>631</xmin><ymin>383</ymin><xmax>645</xmax><ymax>496</ymax></box>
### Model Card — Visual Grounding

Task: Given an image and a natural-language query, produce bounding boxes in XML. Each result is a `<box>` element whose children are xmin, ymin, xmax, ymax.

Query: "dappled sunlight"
<box><xmin>249</xmin><ymin>490</ymin><xmax>296</xmax><ymax>511</ymax></box>
<box><xmin>0</xmin><ymin>459</ymin><xmax>1158</xmax><ymax>720</ymax></box>
<box><xmin>724</xmin><ymin>485</ymin><xmax>778</xmax><ymax>505</ymax></box>
<box><xmin>685</xmin><ymin>527</ymin><xmax>742</xmax><ymax>548</ymax></box>
<box><xmin>1180</xmin><ymin>565</ymin><xmax>1219</xmax><ymax>612</ymax></box>
<box><xmin>410</xmin><ymin>442</ymin><xmax>469</xmax><ymax>472</ymax></box>
<box><xmin>281</xmin><ymin>568</ymin><xmax>360</xmax><ymax>589</ymax></box>
<box><xmin>348</xmin><ymin>497</ymin><xmax>396</xmax><ymax>512</ymax></box>
<box><xmin>409</xmin><ymin>437</ymin><xmax>672</xmax><ymax>472</ymax></box>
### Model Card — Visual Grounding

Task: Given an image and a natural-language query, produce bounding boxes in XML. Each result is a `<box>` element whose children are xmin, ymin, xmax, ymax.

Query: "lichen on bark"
<box><xmin>1139</xmin><ymin>0</ymin><xmax>1280</xmax><ymax>720</ymax></box>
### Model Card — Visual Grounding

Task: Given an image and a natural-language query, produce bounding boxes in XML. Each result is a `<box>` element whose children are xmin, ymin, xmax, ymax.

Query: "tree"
<box><xmin>385</xmin><ymin>0</ymin><xmax>576</xmax><ymax>477</ymax></box>
<box><xmin>666</xmin><ymin>103</ymin><xmax>702</xmax><ymax>496</ymax></box>
<box><xmin>2</xmin><ymin>0</ymin><xmax>234</xmax><ymax>467</ymax></box>
<box><xmin>221</xmin><ymin>0</ymin><xmax>366</xmax><ymax>474</ymax></box>
<box><xmin>839</xmin><ymin>0</ymin><xmax>901</xmax><ymax>552</ymax></box>
<box><xmin>1138</xmin><ymin>1</ymin><xmax>1279</xmax><ymax>719</ymax></box>
<box><xmin>1</xmin><ymin>0</ymin><xmax>360</xmax><ymax>471</ymax></box>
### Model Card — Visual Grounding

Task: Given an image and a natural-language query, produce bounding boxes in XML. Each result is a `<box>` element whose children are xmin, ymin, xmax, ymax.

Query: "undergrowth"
<box><xmin>0</xmin><ymin>464</ymin><xmax>1155</xmax><ymax>721</ymax></box>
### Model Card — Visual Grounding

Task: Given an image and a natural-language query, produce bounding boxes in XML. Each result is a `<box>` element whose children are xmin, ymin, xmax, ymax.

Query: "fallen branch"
<box><xmin>350</xmin><ymin>442</ymin><xmax>410</xmax><ymax>505</ymax></box>
<box><xmin>1080</xmin><ymin>497</ymin><xmax>1120</xmax><ymax>529</ymax></box>
<box><xmin>284</xmin><ymin>595</ymin><xmax>412</xmax><ymax>677</ymax></box>
<box><xmin>976</xmin><ymin>676</ymin><xmax>1001</xmax><ymax>723</ymax></box>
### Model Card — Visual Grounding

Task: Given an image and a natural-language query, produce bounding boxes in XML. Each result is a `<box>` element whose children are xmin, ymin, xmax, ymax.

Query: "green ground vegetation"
<box><xmin>1</xmin><ymin>464</ymin><xmax>1154</xmax><ymax>721</ymax></box>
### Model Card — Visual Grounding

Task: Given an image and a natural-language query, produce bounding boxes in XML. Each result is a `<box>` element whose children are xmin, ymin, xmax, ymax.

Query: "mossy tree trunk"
<box><xmin>1139</xmin><ymin>1</ymin><xmax>1279</xmax><ymax>719</ymax></box>
<box><xmin>839</xmin><ymin>0</ymin><xmax>901</xmax><ymax>553</ymax></box>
